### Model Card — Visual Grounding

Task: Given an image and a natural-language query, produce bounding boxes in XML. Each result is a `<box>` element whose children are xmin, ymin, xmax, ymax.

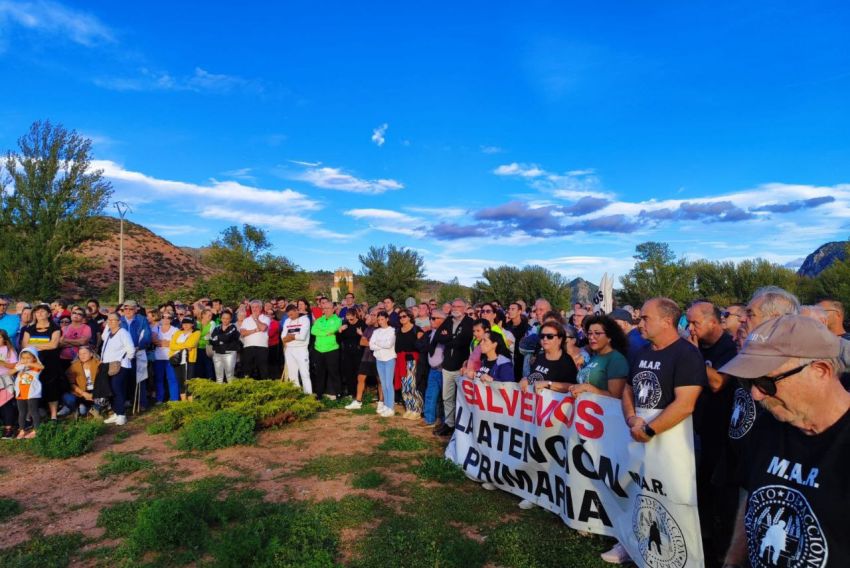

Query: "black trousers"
<box><xmin>313</xmin><ymin>350</ymin><xmax>341</xmax><ymax>396</ymax></box>
<box><xmin>242</xmin><ymin>346</ymin><xmax>269</xmax><ymax>380</ymax></box>
<box><xmin>340</xmin><ymin>348</ymin><xmax>361</xmax><ymax>396</ymax></box>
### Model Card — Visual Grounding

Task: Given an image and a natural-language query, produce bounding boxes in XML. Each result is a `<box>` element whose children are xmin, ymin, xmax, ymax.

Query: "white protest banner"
<box><xmin>446</xmin><ymin>377</ymin><xmax>704</xmax><ymax>568</ymax></box>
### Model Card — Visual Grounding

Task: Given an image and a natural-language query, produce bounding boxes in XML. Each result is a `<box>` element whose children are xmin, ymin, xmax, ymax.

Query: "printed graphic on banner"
<box><xmin>446</xmin><ymin>378</ymin><xmax>704</xmax><ymax>568</ymax></box>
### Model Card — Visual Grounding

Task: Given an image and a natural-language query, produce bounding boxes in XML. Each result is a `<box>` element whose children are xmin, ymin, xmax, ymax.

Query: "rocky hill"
<box><xmin>798</xmin><ymin>241</ymin><xmax>849</xmax><ymax>278</ymax></box>
<box><xmin>570</xmin><ymin>277</ymin><xmax>600</xmax><ymax>306</ymax></box>
<box><xmin>66</xmin><ymin>217</ymin><xmax>218</xmax><ymax>298</ymax></box>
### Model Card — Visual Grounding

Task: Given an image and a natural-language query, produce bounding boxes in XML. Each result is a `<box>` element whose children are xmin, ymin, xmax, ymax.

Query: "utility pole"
<box><xmin>115</xmin><ymin>202</ymin><xmax>131</xmax><ymax>304</ymax></box>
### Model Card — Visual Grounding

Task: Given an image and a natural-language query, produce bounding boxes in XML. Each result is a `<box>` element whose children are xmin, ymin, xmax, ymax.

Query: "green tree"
<box><xmin>618</xmin><ymin>242</ymin><xmax>692</xmax><ymax>306</ymax></box>
<box><xmin>805</xmin><ymin>243</ymin><xmax>850</xmax><ymax>308</ymax></box>
<box><xmin>358</xmin><ymin>245</ymin><xmax>425</xmax><ymax>304</ymax></box>
<box><xmin>0</xmin><ymin>121</ymin><xmax>113</xmax><ymax>298</ymax></box>
<box><xmin>200</xmin><ymin>225</ymin><xmax>309</xmax><ymax>305</ymax></box>
<box><xmin>437</xmin><ymin>277</ymin><xmax>469</xmax><ymax>304</ymax></box>
<box><xmin>473</xmin><ymin>265</ymin><xmax>571</xmax><ymax>310</ymax></box>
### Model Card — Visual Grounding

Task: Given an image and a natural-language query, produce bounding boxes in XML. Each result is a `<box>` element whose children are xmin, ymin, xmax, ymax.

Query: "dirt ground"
<box><xmin>0</xmin><ymin>402</ymin><xmax>438</xmax><ymax>556</ymax></box>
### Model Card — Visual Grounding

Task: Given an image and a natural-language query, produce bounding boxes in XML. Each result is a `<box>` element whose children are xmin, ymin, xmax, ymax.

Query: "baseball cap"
<box><xmin>123</xmin><ymin>300</ymin><xmax>139</xmax><ymax>308</ymax></box>
<box><xmin>719</xmin><ymin>315</ymin><xmax>840</xmax><ymax>378</ymax></box>
<box><xmin>609</xmin><ymin>308</ymin><xmax>634</xmax><ymax>323</ymax></box>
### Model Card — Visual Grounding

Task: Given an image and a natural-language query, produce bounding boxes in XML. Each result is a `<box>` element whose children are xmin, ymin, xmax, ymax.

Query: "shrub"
<box><xmin>0</xmin><ymin>532</ymin><xmax>82</xmax><ymax>568</ymax></box>
<box><xmin>96</xmin><ymin>500</ymin><xmax>144</xmax><ymax>539</ymax></box>
<box><xmin>176</xmin><ymin>410</ymin><xmax>255</xmax><ymax>451</ymax></box>
<box><xmin>30</xmin><ymin>420</ymin><xmax>103</xmax><ymax>459</ymax></box>
<box><xmin>414</xmin><ymin>456</ymin><xmax>467</xmax><ymax>483</ymax></box>
<box><xmin>0</xmin><ymin>498</ymin><xmax>22</xmax><ymax>521</ymax></box>
<box><xmin>146</xmin><ymin>401</ymin><xmax>213</xmax><ymax>434</ymax></box>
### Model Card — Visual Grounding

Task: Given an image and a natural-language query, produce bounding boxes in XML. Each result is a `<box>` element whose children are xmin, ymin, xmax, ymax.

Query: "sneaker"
<box><xmin>379</xmin><ymin>408</ymin><xmax>395</xmax><ymax>418</ymax></box>
<box><xmin>481</xmin><ymin>482</ymin><xmax>497</xmax><ymax>491</ymax></box>
<box><xmin>518</xmin><ymin>499</ymin><xmax>535</xmax><ymax>510</ymax></box>
<box><xmin>24</xmin><ymin>430</ymin><xmax>36</xmax><ymax>439</ymax></box>
<box><xmin>401</xmin><ymin>410</ymin><xmax>412</xmax><ymax>419</ymax></box>
<box><xmin>376</xmin><ymin>401</ymin><xmax>386</xmax><ymax>411</ymax></box>
<box><xmin>600</xmin><ymin>542</ymin><xmax>631</xmax><ymax>564</ymax></box>
<box><xmin>433</xmin><ymin>424</ymin><xmax>454</xmax><ymax>437</ymax></box>
<box><xmin>345</xmin><ymin>400</ymin><xmax>362</xmax><ymax>410</ymax></box>
<box><xmin>323</xmin><ymin>394</ymin><xmax>337</xmax><ymax>401</ymax></box>
<box><xmin>57</xmin><ymin>406</ymin><xmax>71</xmax><ymax>418</ymax></box>
<box><xmin>104</xmin><ymin>414</ymin><xmax>119</xmax><ymax>424</ymax></box>
<box><xmin>15</xmin><ymin>430</ymin><xmax>26</xmax><ymax>440</ymax></box>
<box><xmin>115</xmin><ymin>415</ymin><xmax>127</xmax><ymax>426</ymax></box>
<box><xmin>405</xmin><ymin>412</ymin><xmax>421</xmax><ymax>421</ymax></box>
<box><xmin>2</xmin><ymin>429</ymin><xmax>13</xmax><ymax>440</ymax></box>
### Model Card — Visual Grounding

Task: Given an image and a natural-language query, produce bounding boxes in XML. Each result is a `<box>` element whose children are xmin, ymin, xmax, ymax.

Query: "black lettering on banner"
<box><xmin>572</xmin><ymin>443</ymin><xmax>600</xmax><ymax>480</ymax></box>
<box><xmin>578</xmin><ymin>489</ymin><xmax>612</xmax><ymax>526</ymax></box>
<box><xmin>544</xmin><ymin>435</ymin><xmax>568</xmax><ymax>470</ymax></box>
<box><xmin>479</xmin><ymin>454</ymin><xmax>492</xmax><ymax>482</ymax></box>
<box><xmin>508</xmin><ymin>427</ymin><xmax>523</xmax><ymax>459</ymax></box>
<box><xmin>477</xmin><ymin>420</ymin><xmax>492</xmax><ymax>447</ymax></box>
<box><xmin>454</xmin><ymin>406</ymin><xmax>468</xmax><ymax>433</ymax></box>
<box><xmin>462</xmin><ymin>447</ymin><xmax>480</xmax><ymax>471</ymax></box>
<box><xmin>502</xmin><ymin>466</ymin><xmax>534</xmax><ymax>492</ymax></box>
<box><xmin>524</xmin><ymin>431</ymin><xmax>546</xmax><ymax>464</ymax></box>
<box><xmin>535</xmin><ymin>471</ymin><xmax>553</xmax><ymax>502</ymax></box>
<box><xmin>598</xmin><ymin>455</ymin><xmax>628</xmax><ymax>498</ymax></box>
<box><xmin>492</xmin><ymin>421</ymin><xmax>509</xmax><ymax>450</ymax></box>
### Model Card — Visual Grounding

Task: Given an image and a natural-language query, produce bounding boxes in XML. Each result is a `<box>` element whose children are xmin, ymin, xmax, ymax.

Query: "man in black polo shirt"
<box><xmin>604</xmin><ymin>297</ymin><xmax>705</xmax><ymax>564</ymax></box>
<box><xmin>720</xmin><ymin>315</ymin><xmax>849</xmax><ymax>568</ymax></box>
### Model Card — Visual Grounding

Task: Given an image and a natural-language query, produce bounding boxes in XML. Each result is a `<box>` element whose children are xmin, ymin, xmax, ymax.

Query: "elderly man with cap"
<box><xmin>119</xmin><ymin>300</ymin><xmax>152</xmax><ymax>411</ymax></box>
<box><xmin>720</xmin><ymin>315</ymin><xmax>850</xmax><ymax>568</ymax></box>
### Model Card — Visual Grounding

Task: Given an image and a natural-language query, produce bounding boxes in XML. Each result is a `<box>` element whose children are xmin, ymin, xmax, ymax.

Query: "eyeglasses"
<box><xmin>399</xmin><ymin>315</ymin><xmax>409</xmax><ymax>320</ymax></box>
<box><xmin>737</xmin><ymin>363</ymin><xmax>809</xmax><ymax>397</ymax></box>
<box><xmin>722</xmin><ymin>311</ymin><xmax>741</xmax><ymax>319</ymax></box>
<box><xmin>480</xmin><ymin>309</ymin><xmax>493</xmax><ymax>314</ymax></box>
<box><xmin>0</xmin><ymin>303</ymin><xmax>8</xmax><ymax>307</ymax></box>
<box><xmin>430</xmin><ymin>317</ymin><xmax>443</xmax><ymax>321</ymax></box>
<box><xmin>540</xmin><ymin>333</ymin><xmax>562</xmax><ymax>340</ymax></box>
<box><xmin>587</xmin><ymin>331</ymin><xmax>606</xmax><ymax>337</ymax></box>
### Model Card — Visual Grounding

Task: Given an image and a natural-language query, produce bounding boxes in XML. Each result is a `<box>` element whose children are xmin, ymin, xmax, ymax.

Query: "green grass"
<box><xmin>0</xmin><ymin>532</ymin><xmax>82</xmax><ymax>568</ymax></box>
<box><xmin>112</xmin><ymin>430</ymin><xmax>130</xmax><ymax>443</ymax></box>
<box><xmin>351</xmin><ymin>470</ymin><xmax>386</xmax><ymax>489</ymax></box>
<box><xmin>377</xmin><ymin>428</ymin><xmax>429</xmax><ymax>452</ymax></box>
<box><xmin>96</xmin><ymin>500</ymin><xmax>144</xmax><ymax>539</ymax></box>
<box><xmin>0</xmin><ymin>497</ymin><xmax>22</xmax><ymax>521</ymax></box>
<box><xmin>97</xmin><ymin>451</ymin><xmax>154</xmax><ymax>479</ymax></box>
<box><xmin>414</xmin><ymin>456</ymin><xmax>467</xmax><ymax>483</ymax></box>
<box><xmin>29</xmin><ymin>419</ymin><xmax>103</xmax><ymax>459</ymax></box>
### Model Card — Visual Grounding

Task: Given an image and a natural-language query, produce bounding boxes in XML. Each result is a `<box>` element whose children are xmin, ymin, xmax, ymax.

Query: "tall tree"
<box><xmin>358</xmin><ymin>245</ymin><xmax>425</xmax><ymax>304</ymax></box>
<box><xmin>437</xmin><ymin>277</ymin><xmax>469</xmax><ymax>304</ymax></box>
<box><xmin>201</xmin><ymin>224</ymin><xmax>309</xmax><ymax>304</ymax></box>
<box><xmin>0</xmin><ymin>121</ymin><xmax>113</xmax><ymax>298</ymax></box>
<box><xmin>473</xmin><ymin>265</ymin><xmax>571</xmax><ymax>310</ymax></box>
<box><xmin>618</xmin><ymin>242</ymin><xmax>692</xmax><ymax>306</ymax></box>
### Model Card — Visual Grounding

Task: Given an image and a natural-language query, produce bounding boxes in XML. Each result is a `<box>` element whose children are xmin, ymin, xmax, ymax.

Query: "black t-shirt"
<box><xmin>715</xmin><ymin>385</ymin><xmax>764</xmax><ymax>486</ymax></box>
<box><xmin>694</xmin><ymin>333</ymin><xmax>738</xmax><ymax>451</ymax></box>
<box><xmin>504</xmin><ymin>317</ymin><xmax>530</xmax><ymax>380</ymax></box>
<box><xmin>395</xmin><ymin>326</ymin><xmax>420</xmax><ymax>353</ymax></box>
<box><xmin>338</xmin><ymin>320</ymin><xmax>365</xmax><ymax>350</ymax></box>
<box><xmin>738</xmin><ymin>409</ymin><xmax>850</xmax><ymax>568</ymax></box>
<box><xmin>628</xmin><ymin>338</ymin><xmax>706</xmax><ymax>410</ymax></box>
<box><xmin>527</xmin><ymin>351</ymin><xmax>578</xmax><ymax>384</ymax></box>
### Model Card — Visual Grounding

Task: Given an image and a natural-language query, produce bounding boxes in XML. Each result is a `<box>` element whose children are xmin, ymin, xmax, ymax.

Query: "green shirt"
<box><xmin>198</xmin><ymin>321</ymin><xmax>216</xmax><ymax>349</ymax></box>
<box><xmin>311</xmin><ymin>315</ymin><xmax>341</xmax><ymax>353</ymax></box>
<box><xmin>576</xmin><ymin>350</ymin><xmax>629</xmax><ymax>391</ymax></box>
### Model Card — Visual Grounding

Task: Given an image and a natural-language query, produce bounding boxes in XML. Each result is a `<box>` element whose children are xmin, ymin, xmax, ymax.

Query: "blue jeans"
<box><xmin>154</xmin><ymin>360</ymin><xmax>179</xmax><ymax>402</ymax></box>
<box><xmin>376</xmin><ymin>359</ymin><xmax>396</xmax><ymax>411</ymax></box>
<box><xmin>110</xmin><ymin>367</ymin><xmax>129</xmax><ymax>416</ymax></box>
<box><xmin>424</xmin><ymin>368</ymin><xmax>443</xmax><ymax>424</ymax></box>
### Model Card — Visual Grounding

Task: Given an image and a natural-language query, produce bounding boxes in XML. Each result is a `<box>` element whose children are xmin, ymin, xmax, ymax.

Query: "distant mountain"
<box><xmin>798</xmin><ymin>241</ymin><xmax>849</xmax><ymax>278</ymax></box>
<box><xmin>570</xmin><ymin>277</ymin><xmax>599</xmax><ymax>306</ymax></box>
<box><xmin>66</xmin><ymin>217</ymin><xmax>218</xmax><ymax>298</ymax></box>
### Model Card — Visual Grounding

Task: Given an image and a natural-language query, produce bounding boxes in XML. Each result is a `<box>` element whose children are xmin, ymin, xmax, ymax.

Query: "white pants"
<box><xmin>284</xmin><ymin>346</ymin><xmax>312</xmax><ymax>394</ymax></box>
<box><xmin>213</xmin><ymin>351</ymin><xmax>237</xmax><ymax>383</ymax></box>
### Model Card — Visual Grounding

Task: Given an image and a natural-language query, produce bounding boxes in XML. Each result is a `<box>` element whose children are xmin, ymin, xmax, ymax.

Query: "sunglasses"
<box><xmin>737</xmin><ymin>363</ymin><xmax>809</xmax><ymax>397</ymax></box>
<box><xmin>540</xmin><ymin>333</ymin><xmax>562</xmax><ymax>340</ymax></box>
<box><xmin>587</xmin><ymin>331</ymin><xmax>606</xmax><ymax>337</ymax></box>
<box><xmin>430</xmin><ymin>316</ymin><xmax>443</xmax><ymax>321</ymax></box>
<box><xmin>480</xmin><ymin>309</ymin><xmax>493</xmax><ymax>314</ymax></box>
<box><xmin>399</xmin><ymin>315</ymin><xmax>409</xmax><ymax>319</ymax></box>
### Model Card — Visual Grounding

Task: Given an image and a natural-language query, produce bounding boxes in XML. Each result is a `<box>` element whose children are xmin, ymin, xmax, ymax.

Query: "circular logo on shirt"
<box><xmin>633</xmin><ymin>370</ymin><xmax>662</xmax><ymax>408</ymax></box>
<box><xmin>729</xmin><ymin>387</ymin><xmax>757</xmax><ymax>440</ymax></box>
<box><xmin>631</xmin><ymin>494</ymin><xmax>688</xmax><ymax>568</ymax></box>
<box><xmin>746</xmin><ymin>485</ymin><xmax>827</xmax><ymax>568</ymax></box>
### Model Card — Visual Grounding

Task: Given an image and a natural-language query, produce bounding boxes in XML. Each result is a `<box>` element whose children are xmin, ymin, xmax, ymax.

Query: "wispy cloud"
<box><xmin>480</xmin><ymin>145</ymin><xmax>504</xmax><ymax>154</ymax></box>
<box><xmin>94</xmin><ymin>67</ymin><xmax>263</xmax><ymax>94</ymax></box>
<box><xmin>371</xmin><ymin>123</ymin><xmax>388</xmax><ymax>147</ymax></box>
<box><xmin>147</xmin><ymin>223</ymin><xmax>207</xmax><ymax>237</ymax></box>
<box><xmin>288</xmin><ymin>159</ymin><xmax>321</xmax><ymax>167</ymax></box>
<box><xmin>0</xmin><ymin>0</ymin><xmax>114</xmax><ymax>46</ymax></box>
<box><xmin>493</xmin><ymin>162</ymin><xmax>545</xmax><ymax>178</ymax></box>
<box><xmin>345</xmin><ymin>209</ymin><xmax>423</xmax><ymax>236</ymax></box>
<box><xmin>294</xmin><ymin>165</ymin><xmax>403</xmax><ymax>194</ymax></box>
<box><xmin>198</xmin><ymin>206</ymin><xmax>350</xmax><ymax>241</ymax></box>
<box><xmin>220</xmin><ymin>167</ymin><xmax>256</xmax><ymax>182</ymax></box>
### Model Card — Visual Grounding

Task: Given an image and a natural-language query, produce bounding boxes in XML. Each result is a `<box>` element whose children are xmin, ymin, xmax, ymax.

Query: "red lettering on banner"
<box><xmin>519</xmin><ymin>392</ymin><xmax>534</xmax><ymax>422</ymax></box>
<box><xmin>461</xmin><ymin>380</ymin><xmax>476</xmax><ymax>404</ymax></box>
<box><xmin>485</xmin><ymin>386</ymin><xmax>505</xmax><ymax>414</ymax></box>
<box><xmin>470</xmin><ymin>382</ymin><xmax>485</xmax><ymax>411</ymax></box>
<box><xmin>534</xmin><ymin>395</ymin><xmax>560</xmax><ymax>427</ymax></box>
<box><xmin>553</xmin><ymin>397</ymin><xmax>576</xmax><ymax>428</ymax></box>
<box><xmin>500</xmin><ymin>388</ymin><xmax>520</xmax><ymax>416</ymax></box>
<box><xmin>576</xmin><ymin>400</ymin><xmax>604</xmax><ymax>439</ymax></box>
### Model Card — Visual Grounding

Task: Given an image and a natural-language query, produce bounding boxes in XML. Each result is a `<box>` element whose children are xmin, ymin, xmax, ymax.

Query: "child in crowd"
<box><xmin>0</xmin><ymin>329</ymin><xmax>18</xmax><ymax>439</ymax></box>
<box><xmin>14</xmin><ymin>347</ymin><xmax>44</xmax><ymax>439</ymax></box>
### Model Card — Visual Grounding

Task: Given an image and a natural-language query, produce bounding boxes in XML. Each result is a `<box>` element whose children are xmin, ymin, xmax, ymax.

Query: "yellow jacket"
<box><xmin>169</xmin><ymin>330</ymin><xmax>201</xmax><ymax>363</ymax></box>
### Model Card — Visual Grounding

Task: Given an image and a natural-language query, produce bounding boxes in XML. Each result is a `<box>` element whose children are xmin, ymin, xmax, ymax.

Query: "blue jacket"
<box><xmin>121</xmin><ymin>314</ymin><xmax>151</xmax><ymax>350</ymax></box>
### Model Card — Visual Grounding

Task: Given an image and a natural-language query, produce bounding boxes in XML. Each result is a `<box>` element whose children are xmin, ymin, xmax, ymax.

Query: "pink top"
<box><xmin>60</xmin><ymin>323</ymin><xmax>92</xmax><ymax>360</ymax></box>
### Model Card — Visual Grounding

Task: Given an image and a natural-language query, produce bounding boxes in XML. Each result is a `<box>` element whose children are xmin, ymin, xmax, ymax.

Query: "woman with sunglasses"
<box><xmin>520</xmin><ymin>322</ymin><xmax>578</xmax><ymax>394</ymax></box>
<box><xmin>571</xmin><ymin>315</ymin><xmax>629</xmax><ymax>399</ymax></box>
<box><xmin>479</xmin><ymin>302</ymin><xmax>514</xmax><ymax>350</ymax></box>
<box><xmin>394</xmin><ymin>308</ymin><xmax>424</xmax><ymax>420</ymax></box>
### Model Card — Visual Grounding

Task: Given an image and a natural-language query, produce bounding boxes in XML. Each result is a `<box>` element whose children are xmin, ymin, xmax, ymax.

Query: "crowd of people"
<box><xmin>0</xmin><ymin>287</ymin><xmax>847</xmax><ymax>567</ymax></box>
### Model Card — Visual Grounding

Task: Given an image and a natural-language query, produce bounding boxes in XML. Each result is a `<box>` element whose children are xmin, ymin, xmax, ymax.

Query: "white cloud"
<box><xmin>347</xmin><ymin>209</ymin><xmax>418</xmax><ymax>223</ymax></box>
<box><xmin>147</xmin><ymin>223</ymin><xmax>207</xmax><ymax>237</ymax></box>
<box><xmin>94</xmin><ymin>67</ymin><xmax>262</xmax><ymax>94</ymax></box>
<box><xmin>405</xmin><ymin>206</ymin><xmax>466</xmax><ymax>219</ymax></box>
<box><xmin>345</xmin><ymin>208</ymin><xmax>422</xmax><ymax>236</ymax></box>
<box><xmin>288</xmin><ymin>159</ymin><xmax>321</xmax><ymax>167</ymax></box>
<box><xmin>0</xmin><ymin>0</ymin><xmax>114</xmax><ymax>46</ymax></box>
<box><xmin>480</xmin><ymin>145</ymin><xmax>504</xmax><ymax>154</ymax></box>
<box><xmin>371</xmin><ymin>123</ymin><xmax>388</xmax><ymax>147</ymax></box>
<box><xmin>494</xmin><ymin>162</ymin><xmax>545</xmax><ymax>178</ymax></box>
<box><xmin>295</xmin><ymin>166</ymin><xmax>403</xmax><ymax>194</ymax></box>
<box><xmin>221</xmin><ymin>167</ymin><xmax>255</xmax><ymax>182</ymax></box>
<box><xmin>199</xmin><ymin>206</ymin><xmax>350</xmax><ymax>241</ymax></box>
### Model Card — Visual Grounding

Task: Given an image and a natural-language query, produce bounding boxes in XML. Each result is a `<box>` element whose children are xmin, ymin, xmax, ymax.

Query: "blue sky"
<box><xmin>3</xmin><ymin>1</ymin><xmax>850</xmax><ymax>285</ymax></box>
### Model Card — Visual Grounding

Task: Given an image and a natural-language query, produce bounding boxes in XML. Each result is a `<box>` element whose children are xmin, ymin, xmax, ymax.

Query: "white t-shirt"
<box><xmin>154</xmin><ymin>325</ymin><xmax>177</xmax><ymax>361</ymax></box>
<box><xmin>281</xmin><ymin>315</ymin><xmax>310</xmax><ymax>349</ymax></box>
<box><xmin>240</xmin><ymin>314</ymin><xmax>271</xmax><ymax>348</ymax></box>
